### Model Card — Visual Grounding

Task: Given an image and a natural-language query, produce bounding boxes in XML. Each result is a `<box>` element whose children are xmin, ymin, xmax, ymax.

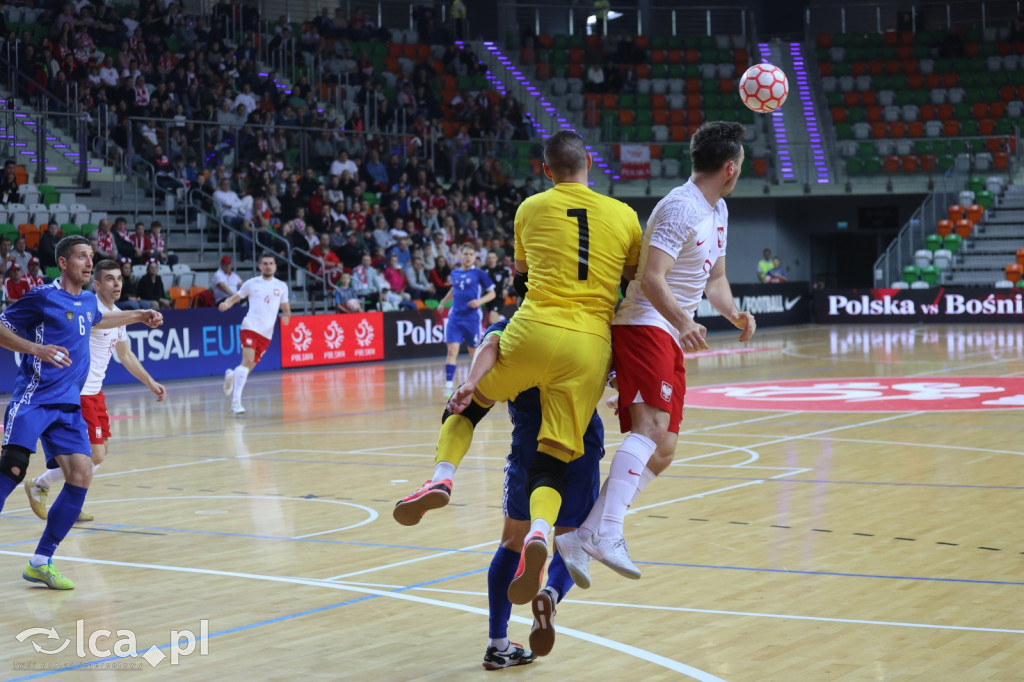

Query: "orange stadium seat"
<box><xmin>936</xmin><ymin>219</ymin><xmax>953</xmax><ymax>236</ymax></box>
<box><xmin>965</xmin><ymin>205</ymin><xmax>984</xmax><ymax>223</ymax></box>
<box><xmin>1018</xmin><ymin>249</ymin><xmax>1024</xmax><ymax>267</ymax></box>
<box><xmin>979</xmin><ymin>119</ymin><xmax>996</xmax><ymax>135</ymax></box>
<box><xmin>920</xmin><ymin>154</ymin><xmax>938</xmax><ymax>172</ymax></box>
<box><xmin>752</xmin><ymin>157</ymin><xmax>768</xmax><ymax>176</ymax></box>
<box><xmin>901</xmin><ymin>155</ymin><xmax>918</xmax><ymax>173</ymax></box>
<box><xmin>908</xmin><ymin>121</ymin><xmax>924</xmax><ymax>137</ymax></box>
<box><xmin>872</xmin><ymin>122</ymin><xmax>889</xmax><ymax>139</ymax></box>
<box><xmin>883</xmin><ymin>156</ymin><xmax>900</xmax><ymax>173</ymax></box>
<box><xmin>943</xmin><ymin>120</ymin><xmax>960</xmax><ymax>136</ymax></box>
<box><xmin>994</xmin><ymin>151</ymin><xmax>1010</xmax><ymax>169</ymax></box>
<box><xmin>861</xmin><ymin>90</ymin><xmax>877</xmax><ymax>106</ymax></box>
<box><xmin>831</xmin><ymin>107</ymin><xmax>847</xmax><ymax>123</ymax></box>
<box><xmin>908</xmin><ymin>73</ymin><xmax>923</xmax><ymax>89</ymax></box>
<box><xmin>891</xmin><ymin>121</ymin><xmax>906</xmax><ymax>138</ymax></box>
<box><xmin>669</xmin><ymin>125</ymin><xmax>687</xmax><ymax>142</ymax></box>
<box><xmin>925</xmin><ymin>73</ymin><xmax>942</xmax><ymax>89</ymax></box>
<box><xmin>618</xmin><ymin>109</ymin><xmax>634</xmax><ymax>126</ymax></box>
<box><xmin>948</xmin><ymin>204</ymin><xmax>965</xmax><ymax>221</ymax></box>
<box><xmin>866</xmin><ymin>106</ymin><xmax>882</xmax><ymax>122</ymax></box>
<box><xmin>670</xmin><ymin>109</ymin><xmax>685</xmax><ymax>125</ymax></box>
<box><xmin>651</xmin><ymin>93</ymin><xmax>666</xmax><ymax>109</ymax></box>
<box><xmin>1006</xmin><ymin>264</ymin><xmax>1023</xmax><ymax>283</ymax></box>
<box><xmin>955</xmin><ymin>219</ymin><xmax>973</xmax><ymax>239</ymax></box>
<box><xmin>652</xmin><ymin>110</ymin><xmax>668</xmax><ymax>125</ymax></box>
<box><xmin>920</xmin><ymin>104</ymin><xmax>936</xmax><ymax>120</ymax></box>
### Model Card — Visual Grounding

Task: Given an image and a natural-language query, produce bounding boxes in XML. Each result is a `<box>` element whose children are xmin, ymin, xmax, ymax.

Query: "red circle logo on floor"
<box><xmin>686</xmin><ymin>377</ymin><xmax>1024</xmax><ymax>412</ymax></box>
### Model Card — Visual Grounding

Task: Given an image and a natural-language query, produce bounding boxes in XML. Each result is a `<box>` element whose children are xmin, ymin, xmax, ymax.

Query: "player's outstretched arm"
<box><xmin>705</xmin><ymin>257</ymin><xmax>755</xmax><ymax>342</ymax></box>
<box><xmin>641</xmin><ymin>247</ymin><xmax>709</xmax><ymax>352</ymax></box>
<box><xmin>94</xmin><ymin>309</ymin><xmax>164</xmax><ymax>330</ymax></box>
<box><xmin>447</xmin><ymin>332</ymin><xmax>500</xmax><ymax>414</ymax></box>
<box><xmin>115</xmin><ymin>339</ymin><xmax>167</xmax><ymax>401</ymax></box>
<box><xmin>218</xmin><ymin>293</ymin><xmax>241</xmax><ymax>312</ymax></box>
<box><xmin>0</xmin><ymin>323</ymin><xmax>71</xmax><ymax>367</ymax></box>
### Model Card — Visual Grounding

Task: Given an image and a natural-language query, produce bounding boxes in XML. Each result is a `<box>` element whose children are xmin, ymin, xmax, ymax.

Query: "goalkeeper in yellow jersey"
<box><xmin>394</xmin><ymin>130</ymin><xmax>642</xmax><ymax>605</ymax></box>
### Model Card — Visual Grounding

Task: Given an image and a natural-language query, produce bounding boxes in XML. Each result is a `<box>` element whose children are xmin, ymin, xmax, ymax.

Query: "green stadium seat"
<box><xmin>80</xmin><ymin>222</ymin><xmax>98</xmax><ymax>235</ymax></box>
<box><xmin>60</xmin><ymin>223</ymin><xmax>80</xmax><ymax>236</ymax></box>
<box><xmin>863</xmin><ymin>157</ymin><xmax>883</xmax><ymax>174</ymax></box>
<box><xmin>835</xmin><ymin>123</ymin><xmax>853</xmax><ymax>139</ymax></box>
<box><xmin>845</xmin><ymin>157</ymin><xmax>864</xmax><ymax>175</ymax></box>
<box><xmin>925</xmin><ymin>234</ymin><xmax>942</xmax><ymax>252</ymax></box>
<box><xmin>921</xmin><ymin>265</ymin><xmax>940</xmax><ymax>285</ymax></box>
<box><xmin>45</xmin><ymin>266</ymin><xmax>60</xmax><ymax>280</ymax></box>
<box><xmin>942</xmin><ymin>234</ymin><xmax>962</xmax><ymax>254</ymax></box>
<box><xmin>902</xmin><ymin>265</ymin><xmax>921</xmax><ymax>283</ymax></box>
<box><xmin>967</xmin><ymin>177</ymin><xmax>985</xmax><ymax>194</ymax></box>
<box><xmin>975</xmin><ymin>190</ymin><xmax>993</xmax><ymax>209</ymax></box>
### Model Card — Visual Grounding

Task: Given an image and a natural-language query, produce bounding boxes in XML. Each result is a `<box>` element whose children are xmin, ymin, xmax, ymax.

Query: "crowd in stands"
<box><xmin>1</xmin><ymin>210</ymin><xmax>175</xmax><ymax>309</ymax></box>
<box><xmin>1</xmin><ymin>0</ymin><xmax>550</xmax><ymax>312</ymax></box>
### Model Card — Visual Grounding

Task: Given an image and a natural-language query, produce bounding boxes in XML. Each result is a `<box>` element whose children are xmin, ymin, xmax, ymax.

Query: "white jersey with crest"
<box><xmin>613</xmin><ymin>180</ymin><xmax>728</xmax><ymax>343</ymax></box>
<box><xmin>238</xmin><ymin>276</ymin><xmax>289</xmax><ymax>339</ymax></box>
<box><xmin>82</xmin><ymin>300</ymin><xmax>128</xmax><ymax>396</ymax></box>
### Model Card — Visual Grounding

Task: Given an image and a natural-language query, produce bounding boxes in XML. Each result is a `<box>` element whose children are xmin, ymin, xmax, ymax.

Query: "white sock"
<box><xmin>30</xmin><ymin>554</ymin><xmax>50</xmax><ymax>567</ymax></box>
<box><xmin>631</xmin><ymin>466</ymin><xmax>657</xmax><ymax>504</ymax></box>
<box><xmin>232</xmin><ymin>365</ymin><xmax>249</xmax><ymax>404</ymax></box>
<box><xmin>489</xmin><ymin>637</ymin><xmax>510</xmax><ymax>651</ymax></box>
<box><xmin>34</xmin><ymin>467</ymin><xmax>65</xmax><ymax>490</ymax></box>
<box><xmin>432</xmin><ymin>461</ymin><xmax>456</xmax><ymax>482</ymax></box>
<box><xmin>599</xmin><ymin>433</ymin><xmax>657</xmax><ymax>537</ymax></box>
<box><xmin>529</xmin><ymin>518</ymin><xmax>551</xmax><ymax>539</ymax></box>
<box><xmin>579</xmin><ymin>478</ymin><xmax>608</xmax><ymax>536</ymax></box>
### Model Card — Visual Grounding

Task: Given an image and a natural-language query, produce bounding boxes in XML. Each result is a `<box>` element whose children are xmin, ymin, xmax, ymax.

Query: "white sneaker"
<box><xmin>582</xmin><ymin>532</ymin><xmax>641</xmax><ymax>580</ymax></box>
<box><xmin>554</xmin><ymin>529</ymin><xmax>593</xmax><ymax>589</ymax></box>
<box><xmin>223</xmin><ymin>369</ymin><xmax>235</xmax><ymax>396</ymax></box>
<box><xmin>231</xmin><ymin>401</ymin><xmax>246</xmax><ymax>415</ymax></box>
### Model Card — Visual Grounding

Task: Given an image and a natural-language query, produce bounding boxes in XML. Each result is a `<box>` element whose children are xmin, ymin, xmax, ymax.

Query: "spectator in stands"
<box><xmin>388</xmin><ymin>233</ymin><xmax>413</xmax><ymax>269</ymax></box>
<box><xmin>585</xmin><ymin>61</ymin><xmax>606</xmax><ymax>94</ymax></box>
<box><xmin>213</xmin><ymin>177</ymin><xmax>252</xmax><ymax>226</ymax></box>
<box><xmin>148</xmin><ymin>222</ymin><xmax>176</xmax><ymax>265</ymax></box>
<box><xmin>24</xmin><ymin>258</ymin><xmax>45</xmax><ymax>288</ymax></box>
<box><xmin>309</xmin><ymin>233</ymin><xmax>342</xmax><ymax>286</ymax></box>
<box><xmin>117</xmin><ymin>258</ymin><xmax>142</xmax><ymax>310</ymax></box>
<box><xmin>10</xmin><ymin>236</ymin><xmax>31</xmax><ymax>272</ymax></box>
<box><xmin>137</xmin><ymin>259</ymin><xmax>172</xmax><ymax>309</ymax></box>
<box><xmin>0</xmin><ymin>160</ymin><xmax>19</xmax><ymax>204</ymax></box>
<box><xmin>404</xmin><ymin>255</ymin><xmax>435</xmax><ymax>302</ymax></box>
<box><xmin>211</xmin><ymin>255</ymin><xmax>242</xmax><ymax>304</ymax></box>
<box><xmin>429</xmin><ymin>254</ymin><xmax>451</xmax><ymax>298</ymax></box>
<box><xmin>91</xmin><ymin>219</ymin><xmax>118</xmax><ymax>261</ymax></box>
<box><xmin>765</xmin><ymin>257</ymin><xmax>788</xmax><ymax>283</ymax></box>
<box><xmin>122</xmin><ymin>223</ymin><xmax>148</xmax><ymax>264</ymax></box>
<box><xmin>757</xmin><ymin>248</ymin><xmax>773</xmax><ymax>283</ymax></box>
<box><xmin>338</xmin><ymin>230</ymin><xmax>366</xmax><ymax>270</ymax></box>
<box><xmin>334</xmin><ymin>271</ymin><xmax>362</xmax><ymax>312</ymax></box>
<box><xmin>38</xmin><ymin>221</ymin><xmax>61</xmax><ymax>270</ymax></box>
<box><xmin>2</xmin><ymin>262</ymin><xmax>30</xmax><ymax>309</ymax></box>
<box><xmin>330</xmin><ymin>149</ymin><xmax>358</xmax><ymax>178</ymax></box>
<box><xmin>352</xmin><ymin>253</ymin><xmax>383</xmax><ymax>307</ymax></box>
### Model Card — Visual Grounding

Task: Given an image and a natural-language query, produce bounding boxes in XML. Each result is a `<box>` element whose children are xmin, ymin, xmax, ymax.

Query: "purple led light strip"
<box><xmin>789</xmin><ymin>43</ymin><xmax>830</xmax><ymax>183</ymax></box>
<box><xmin>758</xmin><ymin>44</ymin><xmax>794</xmax><ymax>181</ymax></box>
<box><xmin>472</xmin><ymin>41</ymin><xmax>619</xmax><ymax>182</ymax></box>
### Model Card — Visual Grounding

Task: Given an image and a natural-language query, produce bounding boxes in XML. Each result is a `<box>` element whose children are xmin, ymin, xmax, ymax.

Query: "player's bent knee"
<box><xmin>0</xmin><ymin>446</ymin><xmax>32</xmax><ymax>483</ymax></box>
<box><xmin>528</xmin><ymin>454</ymin><xmax>568</xmax><ymax>494</ymax></box>
<box><xmin>441</xmin><ymin>398</ymin><xmax>492</xmax><ymax>426</ymax></box>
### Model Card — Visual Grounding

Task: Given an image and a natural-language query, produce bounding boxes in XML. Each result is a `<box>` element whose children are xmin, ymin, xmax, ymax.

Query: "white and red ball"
<box><xmin>739</xmin><ymin>64</ymin><xmax>789</xmax><ymax>113</ymax></box>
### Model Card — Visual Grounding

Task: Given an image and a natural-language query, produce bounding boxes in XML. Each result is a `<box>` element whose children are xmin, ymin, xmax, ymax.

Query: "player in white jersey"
<box><xmin>556</xmin><ymin>121</ymin><xmax>758</xmax><ymax>585</ymax></box>
<box><xmin>25</xmin><ymin>259</ymin><xmax>167</xmax><ymax>522</ymax></box>
<box><xmin>219</xmin><ymin>253</ymin><xmax>291</xmax><ymax>414</ymax></box>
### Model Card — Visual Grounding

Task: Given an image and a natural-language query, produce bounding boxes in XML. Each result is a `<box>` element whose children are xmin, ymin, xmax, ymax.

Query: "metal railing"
<box><xmin>185</xmin><ymin>186</ymin><xmax>332</xmax><ymax>313</ymax></box>
<box><xmin>872</xmin><ymin>170</ymin><xmax>969</xmax><ymax>287</ymax></box>
<box><xmin>805</xmin><ymin>0</ymin><xmax>1021</xmax><ymax>38</ymax></box>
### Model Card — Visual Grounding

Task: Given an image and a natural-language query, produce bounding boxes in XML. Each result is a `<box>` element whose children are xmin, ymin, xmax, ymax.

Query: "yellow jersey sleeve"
<box><xmin>513</xmin><ymin>183</ymin><xmax>642</xmax><ymax>340</ymax></box>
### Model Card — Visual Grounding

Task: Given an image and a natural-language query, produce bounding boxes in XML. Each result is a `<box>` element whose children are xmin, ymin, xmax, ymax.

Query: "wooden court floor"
<box><xmin>1</xmin><ymin>323</ymin><xmax>1024</xmax><ymax>680</ymax></box>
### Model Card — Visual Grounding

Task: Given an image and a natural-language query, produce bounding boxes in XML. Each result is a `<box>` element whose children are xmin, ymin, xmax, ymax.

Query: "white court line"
<box><xmin>318</xmin><ymin>582</ymin><xmax>1024</xmax><ymax>636</ymax></box>
<box><xmin>0</xmin><ymin>550</ymin><xmax>724</xmax><ymax>681</ymax></box>
<box><xmin>628</xmin><ymin>480</ymin><xmax>764</xmax><ymax>514</ymax></box>
<box><xmin>696</xmin><ymin>434</ymin><xmax>1024</xmax><ymax>458</ymax></box>
<box><xmin>323</xmin><ymin>540</ymin><xmax>496</xmax><ymax>581</ymax></box>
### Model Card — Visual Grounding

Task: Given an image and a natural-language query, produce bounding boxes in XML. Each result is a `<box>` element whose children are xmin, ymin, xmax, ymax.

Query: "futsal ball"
<box><xmin>739</xmin><ymin>64</ymin><xmax>789</xmax><ymax>113</ymax></box>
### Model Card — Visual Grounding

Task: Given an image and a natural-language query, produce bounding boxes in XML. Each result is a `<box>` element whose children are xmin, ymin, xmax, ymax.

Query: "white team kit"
<box><xmin>614</xmin><ymin>179</ymin><xmax>728</xmax><ymax>339</ymax></box>
<box><xmin>238</xmin><ymin>276</ymin><xmax>289</xmax><ymax>340</ymax></box>
<box><xmin>83</xmin><ymin>300</ymin><xmax>127</xmax><ymax>397</ymax></box>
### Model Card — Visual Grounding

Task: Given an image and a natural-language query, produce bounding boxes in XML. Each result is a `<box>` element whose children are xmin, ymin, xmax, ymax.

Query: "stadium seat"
<box><xmin>1007</xmin><ymin>264</ymin><xmax>1023</xmax><ymax>283</ymax></box>
<box><xmin>1017</xmin><ymin>248</ymin><xmax>1024</xmax><ymax>267</ymax></box>
<box><xmin>925</xmin><ymin>234</ymin><xmax>942</xmax><ymax>252</ymax></box>
<box><xmin>914</xmin><ymin>249</ymin><xmax>932</xmax><ymax>268</ymax></box>
<box><xmin>910</xmin><ymin>280</ymin><xmax>931</xmax><ymax>289</ymax></box>
<box><xmin>902</xmin><ymin>265</ymin><xmax>921</xmax><ymax>283</ymax></box>
<box><xmin>942</xmin><ymin>234</ymin><xmax>962</xmax><ymax>254</ymax></box>
<box><xmin>932</xmin><ymin>248</ymin><xmax>953</xmax><ymax>270</ymax></box>
<box><xmin>955</xmin><ymin>219</ymin><xmax>973</xmax><ymax>239</ymax></box>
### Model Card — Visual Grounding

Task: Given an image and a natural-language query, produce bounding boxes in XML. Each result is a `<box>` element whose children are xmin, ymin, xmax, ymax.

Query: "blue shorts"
<box><xmin>445</xmin><ymin>315</ymin><xmax>482</xmax><ymax>347</ymax></box>
<box><xmin>3</xmin><ymin>402</ymin><xmax>92</xmax><ymax>468</ymax></box>
<box><xmin>503</xmin><ymin>443</ymin><xmax>602</xmax><ymax>528</ymax></box>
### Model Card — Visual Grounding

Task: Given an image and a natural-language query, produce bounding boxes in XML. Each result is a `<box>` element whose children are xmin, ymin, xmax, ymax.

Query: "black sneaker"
<box><xmin>482</xmin><ymin>642</ymin><xmax>536</xmax><ymax>671</ymax></box>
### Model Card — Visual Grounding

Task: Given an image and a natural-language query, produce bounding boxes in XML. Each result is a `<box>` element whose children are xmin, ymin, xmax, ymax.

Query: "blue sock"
<box><xmin>547</xmin><ymin>550</ymin><xmax>574</xmax><ymax>603</ymax></box>
<box><xmin>0</xmin><ymin>472</ymin><xmax>17</xmax><ymax>514</ymax></box>
<box><xmin>445</xmin><ymin>363</ymin><xmax>456</xmax><ymax>382</ymax></box>
<box><xmin>487</xmin><ymin>545</ymin><xmax>520</xmax><ymax>639</ymax></box>
<box><xmin>34</xmin><ymin>483</ymin><xmax>87</xmax><ymax>559</ymax></box>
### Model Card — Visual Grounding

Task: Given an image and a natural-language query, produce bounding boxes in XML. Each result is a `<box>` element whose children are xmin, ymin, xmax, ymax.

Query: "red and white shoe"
<box><xmin>508</xmin><ymin>531</ymin><xmax>548</xmax><ymax>605</ymax></box>
<box><xmin>392</xmin><ymin>479</ymin><xmax>453</xmax><ymax>526</ymax></box>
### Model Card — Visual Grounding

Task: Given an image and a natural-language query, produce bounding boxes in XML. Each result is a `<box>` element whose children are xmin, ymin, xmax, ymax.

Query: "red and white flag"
<box><xmin>621</xmin><ymin>145</ymin><xmax>651</xmax><ymax>180</ymax></box>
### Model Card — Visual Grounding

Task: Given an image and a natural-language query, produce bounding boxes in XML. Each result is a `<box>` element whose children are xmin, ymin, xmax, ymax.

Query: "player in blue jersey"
<box><xmin>468</xmin><ymin>319</ymin><xmax>605</xmax><ymax>668</ymax></box>
<box><xmin>0</xmin><ymin>236</ymin><xmax>163</xmax><ymax>589</ymax></box>
<box><xmin>438</xmin><ymin>243</ymin><xmax>495</xmax><ymax>395</ymax></box>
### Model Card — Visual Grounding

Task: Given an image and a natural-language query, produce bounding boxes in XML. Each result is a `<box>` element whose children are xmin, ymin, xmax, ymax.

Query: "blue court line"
<box><xmin>7</xmin><ymin>567</ymin><xmax>487</xmax><ymax>679</ymax></box>
<box><xmin>641</xmin><ymin>560</ymin><xmax>1024</xmax><ymax>587</ymax></box>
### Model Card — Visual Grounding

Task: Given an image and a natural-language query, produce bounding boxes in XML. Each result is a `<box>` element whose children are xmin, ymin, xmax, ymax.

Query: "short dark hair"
<box><xmin>94</xmin><ymin>259</ymin><xmax>120</xmax><ymax>276</ymax></box>
<box><xmin>260</xmin><ymin>252</ymin><xmax>277</xmax><ymax>262</ymax></box>
<box><xmin>543</xmin><ymin>131</ymin><xmax>588</xmax><ymax>178</ymax></box>
<box><xmin>56</xmin><ymin>235</ymin><xmax>91</xmax><ymax>262</ymax></box>
<box><xmin>690</xmin><ymin>121</ymin><xmax>746</xmax><ymax>173</ymax></box>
